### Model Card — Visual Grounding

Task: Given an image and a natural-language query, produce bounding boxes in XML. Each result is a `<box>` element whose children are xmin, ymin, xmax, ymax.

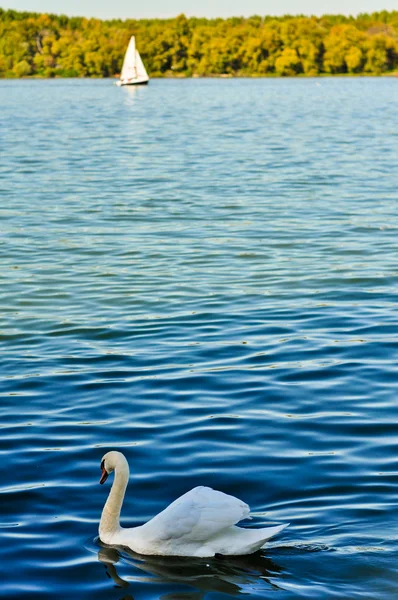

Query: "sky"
<box><xmin>2</xmin><ymin>0</ymin><xmax>396</xmax><ymax>20</ymax></box>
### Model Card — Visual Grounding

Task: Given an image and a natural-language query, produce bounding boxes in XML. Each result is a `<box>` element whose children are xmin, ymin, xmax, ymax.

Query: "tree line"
<box><xmin>0</xmin><ymin>8</ymin><xmax>397</xmax><ymax>78</ymax></box>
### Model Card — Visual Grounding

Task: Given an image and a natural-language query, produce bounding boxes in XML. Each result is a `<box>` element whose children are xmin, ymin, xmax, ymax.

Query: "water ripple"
<box><xmin>0</xmin><ymin>78</ymin><xmax>397</xmax><ymax>599</ymax></box>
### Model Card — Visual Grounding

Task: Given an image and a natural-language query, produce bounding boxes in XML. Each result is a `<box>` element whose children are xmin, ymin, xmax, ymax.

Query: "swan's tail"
<box><xmin>238</xmin><ymin>523</ymin><xmax>289</xmax><ymax>555</ymax></box>
<box><xmin>258</xmin><ymin>523</ymin><xmax>289</xmax><ymax>547</ymax></box>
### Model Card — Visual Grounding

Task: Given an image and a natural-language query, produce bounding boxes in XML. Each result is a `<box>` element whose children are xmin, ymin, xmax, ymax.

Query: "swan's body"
<box><xmin>99</xmin><ymin>451</ymin><xmax>288</xmax><ymax>557</ymax></box>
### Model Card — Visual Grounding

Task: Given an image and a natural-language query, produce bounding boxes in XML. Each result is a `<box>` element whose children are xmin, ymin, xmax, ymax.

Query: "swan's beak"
<box><xmin>100</xmin><ymin>468</ymin><xmax>109</xmax><ymax>485</ymax></box>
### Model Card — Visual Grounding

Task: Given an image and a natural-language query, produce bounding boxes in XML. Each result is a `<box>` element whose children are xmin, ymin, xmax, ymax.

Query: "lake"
<box><xmin>0</xmin><ymin>77</ymin><xmax>397</xmax><ymax>599</ymax></box>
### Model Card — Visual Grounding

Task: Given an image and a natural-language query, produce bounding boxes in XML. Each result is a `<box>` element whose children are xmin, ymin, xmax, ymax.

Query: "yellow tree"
<box><xmin>275</xmin><ymin>48</ymin><xmax>302</xmax><ymax>75</ymax></box>
<box><xmin>365</xmin><ymin>33</ymin><xmax>396</xmax><ymax>73</ymax></box>
<box><xmin>324</xmin><ymin>25</ymin><xmax>366</xmax><ymax>73</ymax></box>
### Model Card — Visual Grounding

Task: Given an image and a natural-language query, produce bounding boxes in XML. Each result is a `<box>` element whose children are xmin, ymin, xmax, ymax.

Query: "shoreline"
<box><xmin>1</xmin><ymin>72</ymin><xmax>397</xmax><ymax>81</ymax></box>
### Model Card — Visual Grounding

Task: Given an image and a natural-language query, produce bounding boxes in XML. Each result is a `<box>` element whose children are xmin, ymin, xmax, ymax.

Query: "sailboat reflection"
<box><xmin>97</xmin><ymin>541</ymin><xmax>283</xmax><ymax>599</ymax></box>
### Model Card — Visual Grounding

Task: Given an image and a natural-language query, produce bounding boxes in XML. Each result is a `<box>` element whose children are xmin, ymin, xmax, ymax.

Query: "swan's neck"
<box><xmin>99</xmin><ymin>457</ymin><xmax>129</xmax><ymax>540</ymax></box>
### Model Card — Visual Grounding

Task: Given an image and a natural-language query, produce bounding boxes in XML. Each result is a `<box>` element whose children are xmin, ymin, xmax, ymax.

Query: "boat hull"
<box><xmin>117</xmin><ymin>79</ymin><xmax>149</xmax><ymax>87</ymax></box>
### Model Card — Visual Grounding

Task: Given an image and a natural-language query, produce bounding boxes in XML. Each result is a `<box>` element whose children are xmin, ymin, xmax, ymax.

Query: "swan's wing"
<box><xmin>141</xmin><ymin>486</ymin><xmax>250</xmax><ymax>543</ymax></box>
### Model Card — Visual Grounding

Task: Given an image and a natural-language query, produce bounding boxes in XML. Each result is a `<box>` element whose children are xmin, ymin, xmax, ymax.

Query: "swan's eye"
<box><xmin>100</xmin><ymin>459</ymin><xmax>105</xmax><ymax>470</ymax></box>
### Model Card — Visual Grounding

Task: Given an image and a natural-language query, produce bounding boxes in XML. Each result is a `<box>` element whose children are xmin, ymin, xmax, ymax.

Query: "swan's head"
<box><xmin>100</xmin><ymin>450</ymin><xmax>127</xmax><ymax>484</ymax></box>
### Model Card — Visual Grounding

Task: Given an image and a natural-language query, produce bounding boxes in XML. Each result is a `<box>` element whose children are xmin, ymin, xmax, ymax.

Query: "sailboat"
<box><xmin>116</xmin><ymin>36</ymin><xmax>149</xmax><ymax>86</ymax></box>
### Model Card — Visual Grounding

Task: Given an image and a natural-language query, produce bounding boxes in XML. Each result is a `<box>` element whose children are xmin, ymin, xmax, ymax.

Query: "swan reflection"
<box><xmin>97</xmin><ymin>542</ymin><xmax>283</xmax><ymax>599</ymax></box>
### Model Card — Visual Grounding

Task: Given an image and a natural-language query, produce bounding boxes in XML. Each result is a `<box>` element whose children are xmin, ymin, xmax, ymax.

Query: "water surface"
<box><xmin>0</xmin><ymin>77</ymin><xmax>397</xmax><ymax>599</ymax></box>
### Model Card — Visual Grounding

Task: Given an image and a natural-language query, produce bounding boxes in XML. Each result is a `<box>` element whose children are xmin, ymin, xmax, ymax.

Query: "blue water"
<box><xmin>0</xmin><ymin>77</ymin><xmax>397</xmax><ymax>599</ymax></box>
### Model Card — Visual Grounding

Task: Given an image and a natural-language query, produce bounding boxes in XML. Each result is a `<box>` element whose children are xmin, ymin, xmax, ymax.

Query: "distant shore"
<box><xmin>1</xmin><ymin>8</ymin><xmax>397</xmax><ymax>78</ymax></box>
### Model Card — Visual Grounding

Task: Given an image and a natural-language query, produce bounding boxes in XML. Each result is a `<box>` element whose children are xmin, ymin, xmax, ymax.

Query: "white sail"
<box><xmin>135</xmin><ymin>50</ymin><xmax>149</xmax><ymax>81</ymax></box>
<box><xmin>118</xmin><ymin>35</ymin><xmax>149</xmax><ymax>85</ymax></box>
<box><xmin>120</xmin><ymin>36</ymin><xmax>137</xmax><ymax>81</ymax></box>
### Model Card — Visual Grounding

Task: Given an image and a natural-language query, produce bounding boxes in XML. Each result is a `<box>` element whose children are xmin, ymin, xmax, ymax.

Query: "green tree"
<box><xmin>13</xmin><ymin>58</ymin><xmax>31</xmax><ymax>76</ymax></box>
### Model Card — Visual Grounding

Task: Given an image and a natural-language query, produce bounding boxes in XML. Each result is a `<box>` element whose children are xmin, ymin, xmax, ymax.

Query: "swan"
<box><xmin>99</xmin><ymin>451</ymin><xmax>289</xmax><ymax>557</ymax></box>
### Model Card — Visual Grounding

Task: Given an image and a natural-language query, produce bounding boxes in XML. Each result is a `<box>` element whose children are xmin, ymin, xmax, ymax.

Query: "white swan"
<box><xmin>99</xmin><ymin>451</ymin><xmax>289</xmax><ymax>557</ymax></box>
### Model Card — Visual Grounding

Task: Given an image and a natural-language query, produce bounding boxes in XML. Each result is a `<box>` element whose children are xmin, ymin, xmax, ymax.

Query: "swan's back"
<box><xmin>139</xmin><ymin>486</ymin><xmax>250</xmax><ymax>544</ymax></box>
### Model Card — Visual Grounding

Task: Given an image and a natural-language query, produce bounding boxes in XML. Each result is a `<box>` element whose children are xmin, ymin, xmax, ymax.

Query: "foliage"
<box><xmin>0</xmin><ymin>8</ymin><xmax>397</xmax><ymax>77</ymax></box>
